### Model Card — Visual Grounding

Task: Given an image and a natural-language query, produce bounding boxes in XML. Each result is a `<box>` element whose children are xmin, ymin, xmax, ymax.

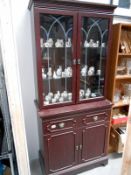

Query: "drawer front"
<box><xmin>82</xmin><ymin>111</ymin><xmax>110</xmax><ymax>126</ymax></box>
<box><xmin>43</xmin><ymin>118</ymin><xmax>76</xmax><ymax>134</ymax></box>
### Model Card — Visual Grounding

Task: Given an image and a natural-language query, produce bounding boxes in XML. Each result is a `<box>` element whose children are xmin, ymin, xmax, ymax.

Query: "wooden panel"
<box><xmin>81</xmin><ymin>123</ymin><xmax>109</xmax><ymax>162</ymax></box>
<box><xmin>45</xmin><ymin>130</ymin><xmax>78</xmax><ymax>173</ymax></box>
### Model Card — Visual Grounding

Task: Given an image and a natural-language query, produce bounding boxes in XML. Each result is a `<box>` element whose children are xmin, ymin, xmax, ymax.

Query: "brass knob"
<box><xmin>93</xmin><ymin>116</ymin><xmax>98</xmax><ymax>121</ymax></box>
<box><xmin>59</xmin><ymin>122</ymin><xmax>65</xmax><ymax>128</ymax></box>
<box><xmin>51</xmin><ymin>124</ymin><xmax>56</xmax><ymax>129</ymax></box>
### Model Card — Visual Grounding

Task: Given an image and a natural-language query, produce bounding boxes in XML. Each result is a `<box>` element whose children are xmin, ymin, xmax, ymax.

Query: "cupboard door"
<box><xmin>45</xmin><ymin>130</ymin><xmax>78</xmax><ymax>173</ymax></box>
<box><xmin>81</xmin><ymin>123</ymin><xmax>109</xmax><ymax>162</ymax></box>
<box><xmin>77</xmin><ymin>13</ymin><xmax>111</xmax><ymax>102</ymax></box>
<box><xmin>34</xmin><ymin>9</ymin><xmax>77</xmax><ymax>108</ymax></box>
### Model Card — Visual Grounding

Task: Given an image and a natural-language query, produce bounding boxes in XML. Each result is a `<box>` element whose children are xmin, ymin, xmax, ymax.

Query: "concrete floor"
<box><xmin>31</xmin><ymin>153</ymin><xmax>122</xmax><ymax>175</ymax></box>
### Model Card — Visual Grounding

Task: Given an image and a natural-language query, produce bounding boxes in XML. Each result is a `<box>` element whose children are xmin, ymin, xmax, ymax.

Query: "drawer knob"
<box><xmin>93</xmin><ymin>116</ymin><xmax>98</xmax><ymax>121</ymax></box>
<box><xmin>59</xmin><ymin>122</ymin><xmax>65</xmax><ymax>128</ymax></box>
<box><xmin>51</xmin><ymin>124</ymin><xmax>56</xmax><ymax>129</ymax></box>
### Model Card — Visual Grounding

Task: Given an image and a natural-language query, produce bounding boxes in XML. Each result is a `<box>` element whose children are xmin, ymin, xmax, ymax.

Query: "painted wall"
<box><xmin>10</xmin><ymin>0</ymin><xmax>39</xmax><ymax>161</ymax></box>
<box><xmin>9</xmin><ymin>0</ymin><xmax>131</xmax><ymax>163</ymax></box>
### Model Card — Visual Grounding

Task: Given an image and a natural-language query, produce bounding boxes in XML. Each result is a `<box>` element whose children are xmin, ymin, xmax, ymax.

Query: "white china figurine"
<box><xmin>65</xmin><ymin>38</ymin><xmax>72</xmax><ymax>48</ymax></box>
<box><xmin>56</xmin><ymin>91</ymin><xmax>60</xmax><ymax>97</ymax></box>
<box><xmin>62</xmin><ymin>91</ymin><xmax>68</xmax><ymax>99</ymax></box>
<box><xmin>65</xmin><ymin>67</ymin><xmax>72</xmax><ymax>77</ymax></box>
<box><xmin>84</xmin><ymin>41</ymin><xmax>90</xmax><ymax>48</ymax></box>
<box><xmin>89</xmin><ymin>39</ymin><xmax>94</xmax><ymax>47</ymax></box>
<box><xmin>53</xmin><ymin>71</ymin><xmax>58</xmax><ymax>79</ymax></box>
<box><xmin>59</xmin><ymin>97</ymin><xmax>64</xmax><ymax>103</ymax></box>
<box><xmin>101</xmin><ymin>42</ymin><xmax>106</xmax><ymax>47</ymax></box>
<box><xmin>56</xmin><ymin>66</ymin><xmax>62</xmax><ymax>77</ymax></box>
<box><xmin>45</xmin><ymin>95</ymin><xmax>51</xmax><ymax>102</ymax></box>
<box><xmin>40</xmin><ymin>38</ymin><xmax>44</xmax><ymax>48</ymax></box>
<box><xmin>79</xmin><ymin>89</ymin><xmax>84</xmax><ymax>99</ymax></box>
<box><xmin>91</xmin><ymin>93</ymin><xmax>96</xmax><ymax>98</ymax></box>
<box><xmin>96</xmin><ymin>41</ymin><xmax>99</xmax><ymax>47</ymax></box>
<box><xmin>97</xmin><ymin>69</ymin><xmax>101</xmax><ymax>75</ymax></box>
<box><xmin>88</xmin><ymin>66</ymin><xmax>95</xmax><ymax>76</ymax></box>
<box><xmin>42</xmin><ymin>68</ymin><xmax>47</xmax><ymax>79</ymax></box>
<box><xmin>85</xmin><ymin>88</ymin><xmax>91</xmax><ymax>98</ymax></box>
<box><xmin>48</xmin><ymin>38</ymin><xmax>53</xmax><ymax>47</ymax></box>
<box><xmin>48</xmin><ymin>92</ymin><xmax>53</xmax><ymax>98</ymax></box>
<box><xmin>52</xmin><ymin>98</ymin><xmax>56</xmax><ymax>103</ymax></box>
<box><xmin>43</xmin><ymin>38</ymin><xmax>53</xmax><ymax>48</ymax></box>
<box><xmin>55</xmin><ymin>39</ymin><xmax>64</xmax><ymax>48</ymax></box>
<box><xmin>47</xmin><ymin>67</ymin><xmax>52</xmax><ymax>78</ymax></box>
<box><xmin>81</xmin><ymin>65</ymin><xmax>87</xmax><ymax>76</ymax></box>
<box><xmin>68</xmin><ymin>93</ymin><xmax>72</xmax><ymax>101</ymax></box>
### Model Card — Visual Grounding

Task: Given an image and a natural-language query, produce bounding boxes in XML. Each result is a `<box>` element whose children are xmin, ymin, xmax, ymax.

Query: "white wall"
<box><xmin>10</xmin><ymin>0</ymin><xmax>39</xmax><ymax>161</ymax></box>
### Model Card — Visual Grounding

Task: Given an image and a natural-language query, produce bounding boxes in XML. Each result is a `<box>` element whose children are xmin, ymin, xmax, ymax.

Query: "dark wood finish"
<box><xmin>81</xmin><ymin>123</ymin><xmax>109</xmax><ymax>163</ymax></box>
<box><xmin>30</xmin><ymin>1</ymin><xmax>116</xmax><ymax>174</ymax></box>
<box><xmin>44</xmin><ymin>130</ymin><xmax>78</xmax><ymax>174</ymax></box>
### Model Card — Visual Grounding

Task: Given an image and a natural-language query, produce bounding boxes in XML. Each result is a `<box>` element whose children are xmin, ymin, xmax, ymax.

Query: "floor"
<box><xmin>31</xmin><ymin>153</ymin><xmax>122</xmax><ymax>175</ymax></box>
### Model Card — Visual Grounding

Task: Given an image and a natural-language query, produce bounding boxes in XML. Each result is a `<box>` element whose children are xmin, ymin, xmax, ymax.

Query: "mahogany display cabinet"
<box><xmin>29</xmin><ymin>1</ymin><xmax>116</xmax><ymax>174</ymax></box>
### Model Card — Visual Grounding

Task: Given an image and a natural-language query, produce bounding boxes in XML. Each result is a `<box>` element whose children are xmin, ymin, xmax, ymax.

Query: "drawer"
<box><xmin>82</xmin><ymin>111</ymin><xmax>109</xmax><ymax>126</ymax></box>
<box><xmin>110</xmin><ymin>126</ymin><xmax>126</xmax><ymax>153</ymax></box>
<box><xmin>43</xmin><ymin>118</ymin><xmax>76</xmax><ymax>134</ymax></box>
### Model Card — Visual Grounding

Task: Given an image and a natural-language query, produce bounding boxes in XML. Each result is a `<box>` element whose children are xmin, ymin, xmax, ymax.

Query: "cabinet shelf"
<box><xmin>113</xmin><ymin>100</ymin><xmax>129</xmax><ymax>108</ymax></box>
<box><xmin>115</xmin><ymin>74</ymin><xmax>131</xmax><ymax>80</ymax></box>
<box><xmin>118</xmin><ymin>53</ymin><xmax>131</xmax><ymax>57</ymax></box>
<box><xmin>43</xmin><ymin>76</ymin><xmax>72</xmax><ymax>80</ymax></box>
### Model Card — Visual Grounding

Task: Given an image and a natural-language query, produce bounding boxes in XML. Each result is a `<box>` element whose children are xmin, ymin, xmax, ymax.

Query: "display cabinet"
<box><xmin>29</xmin><ymin>0</ymin><xmax>116</xmax><ymax>174</ymax></box>
<box><xmin>107</xmin><ymin>23</ymin><xmax>131</xmax><ymax>153</ymax></box>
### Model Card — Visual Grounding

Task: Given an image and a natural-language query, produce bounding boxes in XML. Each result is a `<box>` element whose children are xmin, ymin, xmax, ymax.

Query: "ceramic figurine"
<box><xmin>52</xmin><ymin>98</ymin><xmax>56</xmax><ymax>103</ymax></box>
<box><xmin>48</xmin><ymin>38</ymin><xmax>53</xmax><ymax>47</ymax></box>
<box><xmin>96</xmin><ymin>41</ymin><xmax>99</xmax><ymax>47</ymax></box>
<box><xmin>53</xmin><ymin>71</ymin><xmax>58</xmax><ymax>79</ymax></box>
<box><xmin>79</xmin><ymin>89</ymin><xmax>84</xmax><ymax>99</ymax></box>
<box><xmin>40</xmin><ymin>38</ymin><xmax>44</xmax><ymax>48</ymax></box>
<box><xmin>62</xmin><ymin>91</ymin><xmax>68</xmax><ymax>99</ymax></box>
<box><xmin>47</xmin><ymin>67</ymin><xmax>52</xmax><ymax>78</ymax></box>
<box><xmin>62</xmin><ymin>71</ymin><xmax>66</xmax><ymax>78</ymax></box>
<box><xmin>66</xmin><ymin>38</ymin><xmax>72</xmax><ymax>47</ymax></box>
<box><xmin>97</xmin><ymin>69</ymin><xmax>101</xmax><ymax>75</ymax></box>
<box><xmin>48</xmin><ymin>92</ymin><xmax>53</xmax><ymax>98</ymax></box>
<box><xmin>65</xmin><ymin>67</ymin><xmax>72</xmax><ymax>77</ymax></box>
<box><xmin>59</xmin><ymin>97</ymin><xmax>64</xmax><ymax>103</ymax></box>
<box><xmin>85</xmin><ymin>88</ymin><xmax>91</xmax><ymax>98</ymax></box>
<box><xmin>81</xmin><ymin>65</ymin><xmax>87</xmax><ymax>76</ymax></box>
<box><xmin>55</xmin><ymin>39</ymin><xmax>64</xmax><ymax>48</ymax></box>
<box><xmin>88</xmin><ymin>66</ymin><xmax>95</xmax><ymax>76</ymax></box>
<box><xmin>68</xmin><ymin>93</ymin><xmax>72</xmax><ymax>101</ymax></box>
<box><xmin>91</xmin><ymin>93</ymin><xmax>96</xmax><ymax>98</ymax></box>
<box><xmin>101</xmin><ymin>42</ymin><xmax>106</xmax><ymax>47</ymax></box>
<box><xmin>89</xmin><ymin>39</ymin><xmax>94</xmax><ymax>47</ymax></box>
<box><xmin>56</xmin><ymin>66</ymin><xmax>62</xmax><ymax>77</ymax></box>
<box><xmin>42</xmin><ymin>68</ymin><xmax>47</xmax><ymax>79</ymax></box>
<box><xmin>45</xmin><ymin>95</ymin><xmax>51</xmax><ymax>102</ymax></box>
<box><xmin>56</xmin><ymin>91</ymin><xmax>61</xmax><ymax>97</ymax></box>
<box><xmin>84</xmin><ymin>40</ymin><xmax>89</xmax><ymax>48</ymax></box>
<box><xmin>54</xmin><ymin>94</ymin><xmax>59</xmax><ymax>101</ymax></box>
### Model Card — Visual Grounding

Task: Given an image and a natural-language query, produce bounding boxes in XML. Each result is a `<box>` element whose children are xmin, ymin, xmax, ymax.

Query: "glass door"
<box><xmin>35</xmin><ymin>10</ymin><xmax>77</xmax><ymax>108</ymax></box>
<box><xmin>77</xmin><ymin>13</ymin><xmax>110</xmax><ymax>102</ymax></box>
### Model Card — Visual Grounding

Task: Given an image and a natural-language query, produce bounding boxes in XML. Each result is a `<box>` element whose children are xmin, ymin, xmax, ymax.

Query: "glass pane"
<box><xmin>40</xmin><ymin>14</ymin><xmax>73</xmax><ymax>106</ymax></box>
<box><xmin>79</xmin><ymin>17</ymin><xmax>109</xmax><ymax>101</ymax></box>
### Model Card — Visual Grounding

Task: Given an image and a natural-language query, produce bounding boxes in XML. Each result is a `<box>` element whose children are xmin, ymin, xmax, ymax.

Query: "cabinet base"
<box><xmin>39</xmin><ymin>151</ymin><xmax>108</xmax><ymax>175</ymax></box>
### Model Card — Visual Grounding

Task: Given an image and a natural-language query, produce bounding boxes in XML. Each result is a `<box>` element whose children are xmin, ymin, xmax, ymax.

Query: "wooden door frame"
<box><xmin>0</xmin><ymin>0</ymin><xmax>31</xmax><ymax>175</ymax></box>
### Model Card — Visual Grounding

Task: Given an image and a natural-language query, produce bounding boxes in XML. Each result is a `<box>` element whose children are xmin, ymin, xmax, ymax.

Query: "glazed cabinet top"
<box><xmin>31</xmin><ymin>0</ymin><xmax>116</xmax><ymax>109</ymax></box>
